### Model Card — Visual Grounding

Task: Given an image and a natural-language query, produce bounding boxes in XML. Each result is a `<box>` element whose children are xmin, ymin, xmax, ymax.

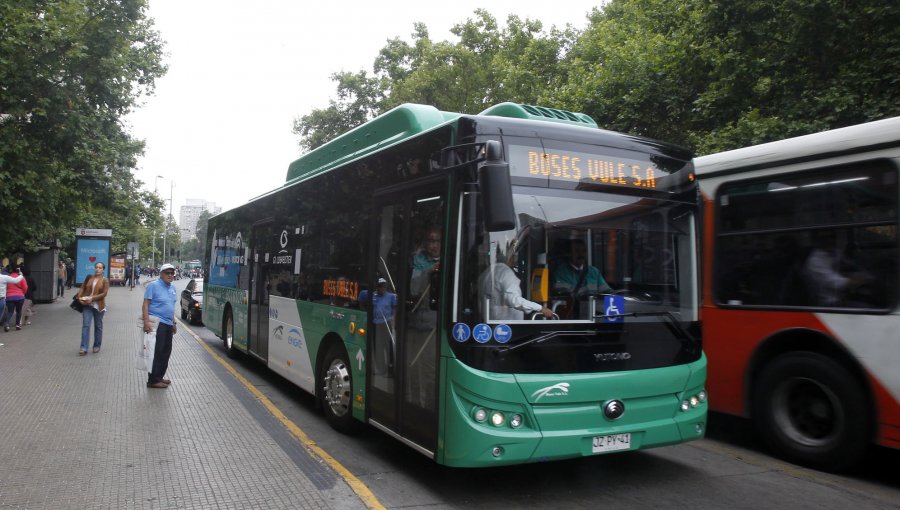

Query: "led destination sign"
<box><xmin>508</xmin><ymin>145</ymin><xmax>667</xmax><ymax>190</ymax></box>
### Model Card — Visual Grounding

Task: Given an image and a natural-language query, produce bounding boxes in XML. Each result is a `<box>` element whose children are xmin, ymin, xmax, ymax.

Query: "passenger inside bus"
<box><xmin>407</xmin><ymin>225</ymin><xmax>441</xmax><ymax>410</ymax></box>
<box><xmin>801</xmin><ymin>229</ymin><xmax>874</xmax><ymax>307</ymax></box>
<box><xmin>478</xmin><ymin>239</ymin><xmax>553</xmax><ymax>320</ymax></box>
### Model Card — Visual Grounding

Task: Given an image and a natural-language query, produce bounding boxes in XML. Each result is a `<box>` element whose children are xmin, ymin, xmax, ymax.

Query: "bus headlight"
<box><xmin>490</xmin><ymin>411</ymin><xmax>505</xmax><ymax>427</ymax></box>
<box><xmin>473</xmin><ymin>407</ymin><xmax>488</xmax><ymax>423</ymax></box>
<box><xmin>509</xmin><ymin>414</ymin><xmax>523</xmax><ymax>429</ymax></box>
<box><xmin>680</xmin><ymin>389</ymin><xmax>707</xmax><ymax>412</ymax></box>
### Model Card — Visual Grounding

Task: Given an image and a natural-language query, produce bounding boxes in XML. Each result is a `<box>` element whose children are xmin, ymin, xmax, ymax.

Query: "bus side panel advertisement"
<box><xmin>267</xmin><ymin>296</ymin><xmax>316</xmax><ymax>394</ymax></box>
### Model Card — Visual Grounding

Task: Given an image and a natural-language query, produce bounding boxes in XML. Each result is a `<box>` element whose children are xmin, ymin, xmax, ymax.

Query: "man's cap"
<box><xmin>377</xmin><ymin>277</ymin><xmax>387</xmax><ymax>285</ymax></box>
<box><xmin>160</xmin><ymin>263</ymin><xmax>175</xmax><ymax>272</ymax></box>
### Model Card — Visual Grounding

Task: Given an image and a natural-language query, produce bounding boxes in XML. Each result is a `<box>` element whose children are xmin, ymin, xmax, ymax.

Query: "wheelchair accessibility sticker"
<box><xmin>473</xmin><ymin>323</ymin><xmax>493</xmax><ymax>343</ymax></box>
<box><xmin>603</xmin><ymin>295</ymin><xmax>625</xmax><ymax>323</ymax></box>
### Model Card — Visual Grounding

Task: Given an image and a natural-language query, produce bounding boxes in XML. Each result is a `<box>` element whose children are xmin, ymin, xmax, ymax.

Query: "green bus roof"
<box><xmin>285</xmin><ymin>102</ymin><xmax>598</xmax><ymax>184</ymax></box>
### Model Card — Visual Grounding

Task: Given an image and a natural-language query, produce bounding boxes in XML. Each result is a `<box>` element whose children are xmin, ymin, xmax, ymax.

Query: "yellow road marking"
<box><xmin>181</xmin><ymin>321</ymin><xmax>386</xmax><ymax>510</ymax></box>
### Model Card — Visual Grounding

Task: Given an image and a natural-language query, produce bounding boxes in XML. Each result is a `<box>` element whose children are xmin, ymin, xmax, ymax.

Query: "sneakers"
<box><xmin>15</xmin><ymin>325</ymin><xmax>21</xmax><ymax>331</ymax></box>
<box><xmin>3</xmin><ymin>326</ymin><xmax>8</xmax><ymax>332</ymax></box>
<box><xmin>161</xmin><ymin>378</ymin><xmax>171</xmax><ymax>385</ymax></box>
<box><xmin>78</xmin><ymin>350</ymin><xmax>87</xmax><ymax>356</ymax></box>
<box><xmin>147</xmin><ymin>381</ymin><xmax>168</xmax><ymax>389</ymax></box>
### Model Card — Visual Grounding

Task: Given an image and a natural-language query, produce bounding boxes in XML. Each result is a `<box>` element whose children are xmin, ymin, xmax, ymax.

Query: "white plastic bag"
<box><xmin>135</xmin><ymin>316</ymin><xmax>159</xmax><ymax>372</ymax></box>
<box><xmin>136</xmin><ymin>331</ymin><xmax>155</xmax><ymax>372</ymax></box>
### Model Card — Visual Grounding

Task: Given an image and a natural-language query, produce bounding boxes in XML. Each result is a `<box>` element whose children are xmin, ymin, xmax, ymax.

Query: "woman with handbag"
<box><xmin>76</xmin><ymin>262</ymin><xmax>109</xmax><ymax>355</ymax></box>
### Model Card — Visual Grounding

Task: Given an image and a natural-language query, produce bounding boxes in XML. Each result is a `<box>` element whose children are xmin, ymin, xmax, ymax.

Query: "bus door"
<box><xmin>248</xmin><ymin>221</ymin><xmax>272</xmax><ymax>361</ymax></box>
<box><xmin>368</xmin><ymin>182</ymin><xmax>446</xmax><ymax>456</ymax></box>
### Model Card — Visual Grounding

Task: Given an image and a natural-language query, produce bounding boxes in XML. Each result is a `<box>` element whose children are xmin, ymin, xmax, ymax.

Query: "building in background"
<box><xmin>179</xmin><ymin>199</ymin><xmax>222</xmax><ymax>242</ymax></box>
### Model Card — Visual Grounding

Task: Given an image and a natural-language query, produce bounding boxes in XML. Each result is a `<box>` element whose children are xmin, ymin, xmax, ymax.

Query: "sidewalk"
<box><xmin>0</xmin><ymin>282</ymin><xmax>367</xmax><ymax>509</ymax></box>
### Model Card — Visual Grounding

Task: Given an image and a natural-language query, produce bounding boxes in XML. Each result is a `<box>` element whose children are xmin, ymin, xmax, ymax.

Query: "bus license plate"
<box><xmin>592</xmin><ymin>433</ymin><xmax>631</xmax><ymax>453</ymax></box>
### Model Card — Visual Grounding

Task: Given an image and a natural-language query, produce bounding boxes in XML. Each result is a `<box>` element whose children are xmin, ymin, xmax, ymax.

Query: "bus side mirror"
<box><xmin>478</xmin><ymin>140</ymin><xmax>516</xmax><ymax>232</ymax></box>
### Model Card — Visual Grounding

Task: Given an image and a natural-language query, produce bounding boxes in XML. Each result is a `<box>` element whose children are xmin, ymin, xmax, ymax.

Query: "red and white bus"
<box><xmin>695</xmin><ymin>116</ymin><xmax>900</xmax><ymax>470</ymax></box>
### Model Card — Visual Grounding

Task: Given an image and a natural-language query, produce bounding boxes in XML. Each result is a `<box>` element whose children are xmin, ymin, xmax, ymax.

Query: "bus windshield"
<box><xmin>459</xmin><ymin>186</ymin><xmax>698</xmax><ymax>324</ymax></box>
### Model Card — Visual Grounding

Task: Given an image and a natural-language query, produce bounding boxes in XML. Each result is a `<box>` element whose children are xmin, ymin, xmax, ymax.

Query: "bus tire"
<box><xmin>319</xmin><ymin>342</ymin><xmax>357</xmax><ymax>434</ymax></box>
<box><xmin>223</xmin><ymin>310</ymin><xmax>239</xmax><ymax>359</ymax></box>
<box><xmin>753</xmin><ymin>351</ymin><xmax>870</xmax><ymax>471</ymax></box>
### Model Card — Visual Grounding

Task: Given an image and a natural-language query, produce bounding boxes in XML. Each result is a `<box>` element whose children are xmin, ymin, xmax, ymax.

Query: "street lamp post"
<box><xmin>162</xmin><ymin>180</ymin><xmax>174</xmax><ymax>265</ymax></box>
<box><xmin>153</xmin><ymin>175</ymin><xmax>163</xmax><ymax>269</ymax></box>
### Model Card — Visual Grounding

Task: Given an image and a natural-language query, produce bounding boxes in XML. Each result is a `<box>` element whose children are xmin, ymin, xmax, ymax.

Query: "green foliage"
<box><xmin>193</xmin><ymin>209</ymin><xmax>212</xmax><ymax>248</ymax></box>
<box><xmin>0</xmin><ymin>0</ymin><xmax>166</xmax><ymax>255</ymax></box>
<box><xmin>293</xmin><ymin>10</ymin><xmax>575</xmax><ymax>150</ymax></box>
<box><xmin>560</xmin><ymin>0</ymin><xmax>900</xmax><ymax>153</ymax></box>
<box><xmin>295</xmin><ymin>1</ymin><xmax>900</xmax><ymax>156</ymax></box>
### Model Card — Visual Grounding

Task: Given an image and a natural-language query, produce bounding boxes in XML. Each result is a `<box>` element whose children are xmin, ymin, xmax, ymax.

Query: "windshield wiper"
<box><xmin>494</xmin><ymin>312</ymin><xmax>699</xmax><ymax>356</ymax></box>
<box><xmin>595</xmin><ymin>310</ymin><xmax>699</xmax><ymax>352</ymax></box>
<box><xmin>495</xmin><ymin>330</ymin><xmax>599</xmax><ymax>355</ymax></box>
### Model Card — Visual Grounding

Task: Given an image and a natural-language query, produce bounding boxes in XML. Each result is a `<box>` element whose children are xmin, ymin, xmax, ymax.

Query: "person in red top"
<box><xmin>0</xmin><ymin>266</ymin><xmax>25</xmax><ymax>328</ymax></box>
<box><xmin>4</xmin><ymin>265</ymin><xmax>28</xmax><ymax>331</ymax></box>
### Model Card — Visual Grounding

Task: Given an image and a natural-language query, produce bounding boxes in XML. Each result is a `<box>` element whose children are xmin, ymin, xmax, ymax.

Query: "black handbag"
<box><xmin>70</xmin><ymin>295</ymin><xmax>84</xmax><ymax>313</ymax></box>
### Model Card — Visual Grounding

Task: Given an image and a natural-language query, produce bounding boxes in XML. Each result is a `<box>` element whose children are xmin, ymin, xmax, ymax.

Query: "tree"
<box><xmin>556</xmin><ymin>0</ymin><xmax>900</xmax><ymax>153</ymax></box>
<box><xmin>296</xmin><ymin>1</ymin><xmax>900</xmax><ymax>157</ymax></box>
<box><xmin>0</xmin><ymin>0</ymin><xmax>166</xmax><ymax>254</ymax></box>
<box><xmin>194</xmin><ymin>210</ymin><xmax>213</xmax><ymax>248</ymax></box>
<box><xmin>293</xmin><ymin>10</ymin><xmax>575</xmax><ymax>151</ymax></box>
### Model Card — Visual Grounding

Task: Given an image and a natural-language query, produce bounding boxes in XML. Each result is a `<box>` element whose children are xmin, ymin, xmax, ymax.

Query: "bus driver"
<box><xmin>552</xmin><ymin>238</ymin><xmax>612</xmax><ymax>297</ymax></box>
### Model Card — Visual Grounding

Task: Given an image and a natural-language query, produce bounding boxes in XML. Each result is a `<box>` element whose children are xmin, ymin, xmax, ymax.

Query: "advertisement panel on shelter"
<box><xmin>109</xmin><ymin>254</ymin><xmax>126</xmax><ymax>285</ymax></box>
<box><xmin>75</xmin><ymin>238</ymin><xmax>111</xmax><ymax>284</ymax></box>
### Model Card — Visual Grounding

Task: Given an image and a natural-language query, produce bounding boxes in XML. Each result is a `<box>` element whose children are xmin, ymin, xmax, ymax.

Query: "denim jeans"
<box><xmin>5</xmin><ymin>299</ymin><xmax>24</xmax><ymax>327</ymax></box>
<box><xmin>80</xmin><ymin>307</ymin><xmax>104</xmax><ymax>352</ymax></box>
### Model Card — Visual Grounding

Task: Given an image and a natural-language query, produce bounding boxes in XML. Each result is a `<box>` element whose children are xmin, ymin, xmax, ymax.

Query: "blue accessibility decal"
<box><xmin>602</xmin><ymin>295</ymin><xmax>626</xmax><ymax>323</ymax></box>
<box><xmin>452</xmin><ymin>323</ymin><xmax>471</xmax><ymax>343</ymax></box>
<box><xmin>493</xmin><ymin>324</ymin><xmax>513</xmax><ymax>344</ymax></box>
<box><xmin>472</xmin><ymin>323</ymin><xmax>493</xmax><ymax>343</ymax></box>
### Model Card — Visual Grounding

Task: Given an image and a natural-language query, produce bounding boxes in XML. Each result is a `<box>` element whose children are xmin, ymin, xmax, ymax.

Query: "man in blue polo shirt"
<box><xmin>358</xmin><ymin>277</ymin><xmax>398</xmax><ymax>375</ymax></box>
<box><xmin>142</xmin><ymin>263</ymin><xmax>178</xmax><ymax>389</ymax></box>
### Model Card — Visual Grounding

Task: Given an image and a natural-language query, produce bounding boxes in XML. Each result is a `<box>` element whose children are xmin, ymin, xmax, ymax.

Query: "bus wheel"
<box><xmin>320</xmin><ymin>343</ymin><xmax>356</xmax><ymax>434</ymax></box>
<box><xmin>753</xmin><ymin>352</ymin><xmax>870</xmax><ymax>471</ymax></box>
<box><xmin>223</xmin><ymin>310</ymin><xmax>238</xmax><ymax>359</ymax></box>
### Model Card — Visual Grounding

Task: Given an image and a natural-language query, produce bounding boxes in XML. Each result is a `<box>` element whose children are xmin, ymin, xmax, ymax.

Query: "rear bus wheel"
<box><xmin>753</xmin><ymin>352</ymin><xmax>870</xmax><ymax>471</ymax></box>
<box><xmin>223</xmin><ymin>310</ymin><xmax>239</xmax><ymax>359</ymax></box>
<box><xmin>319</xmin><ymin>343</ymin><xmax>357</xmax><ymax>434</ymax></box>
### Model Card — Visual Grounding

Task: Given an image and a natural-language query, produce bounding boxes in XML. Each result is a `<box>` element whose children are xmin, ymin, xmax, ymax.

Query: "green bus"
<box><xmin>204</xmin><ymin>102</ymin><xmax>707</xmax><ymax>467</ymax></box>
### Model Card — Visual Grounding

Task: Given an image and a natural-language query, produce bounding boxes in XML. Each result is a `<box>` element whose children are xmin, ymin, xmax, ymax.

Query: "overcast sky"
<box><xmin>125</xmin><ymin>1</ymin><xmax>603</xmax><ymax>219</ymax></box>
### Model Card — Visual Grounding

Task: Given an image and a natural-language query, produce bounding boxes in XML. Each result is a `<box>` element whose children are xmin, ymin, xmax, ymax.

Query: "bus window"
<box><xmin>715</xmin><ymin>162</ymin><xmax>898</xmax><ymax>309</ymax></box>
<box><xmin>462</xmin><ymin>186</ymin><xmax>697</xmax><ymax>323</ymax></box>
